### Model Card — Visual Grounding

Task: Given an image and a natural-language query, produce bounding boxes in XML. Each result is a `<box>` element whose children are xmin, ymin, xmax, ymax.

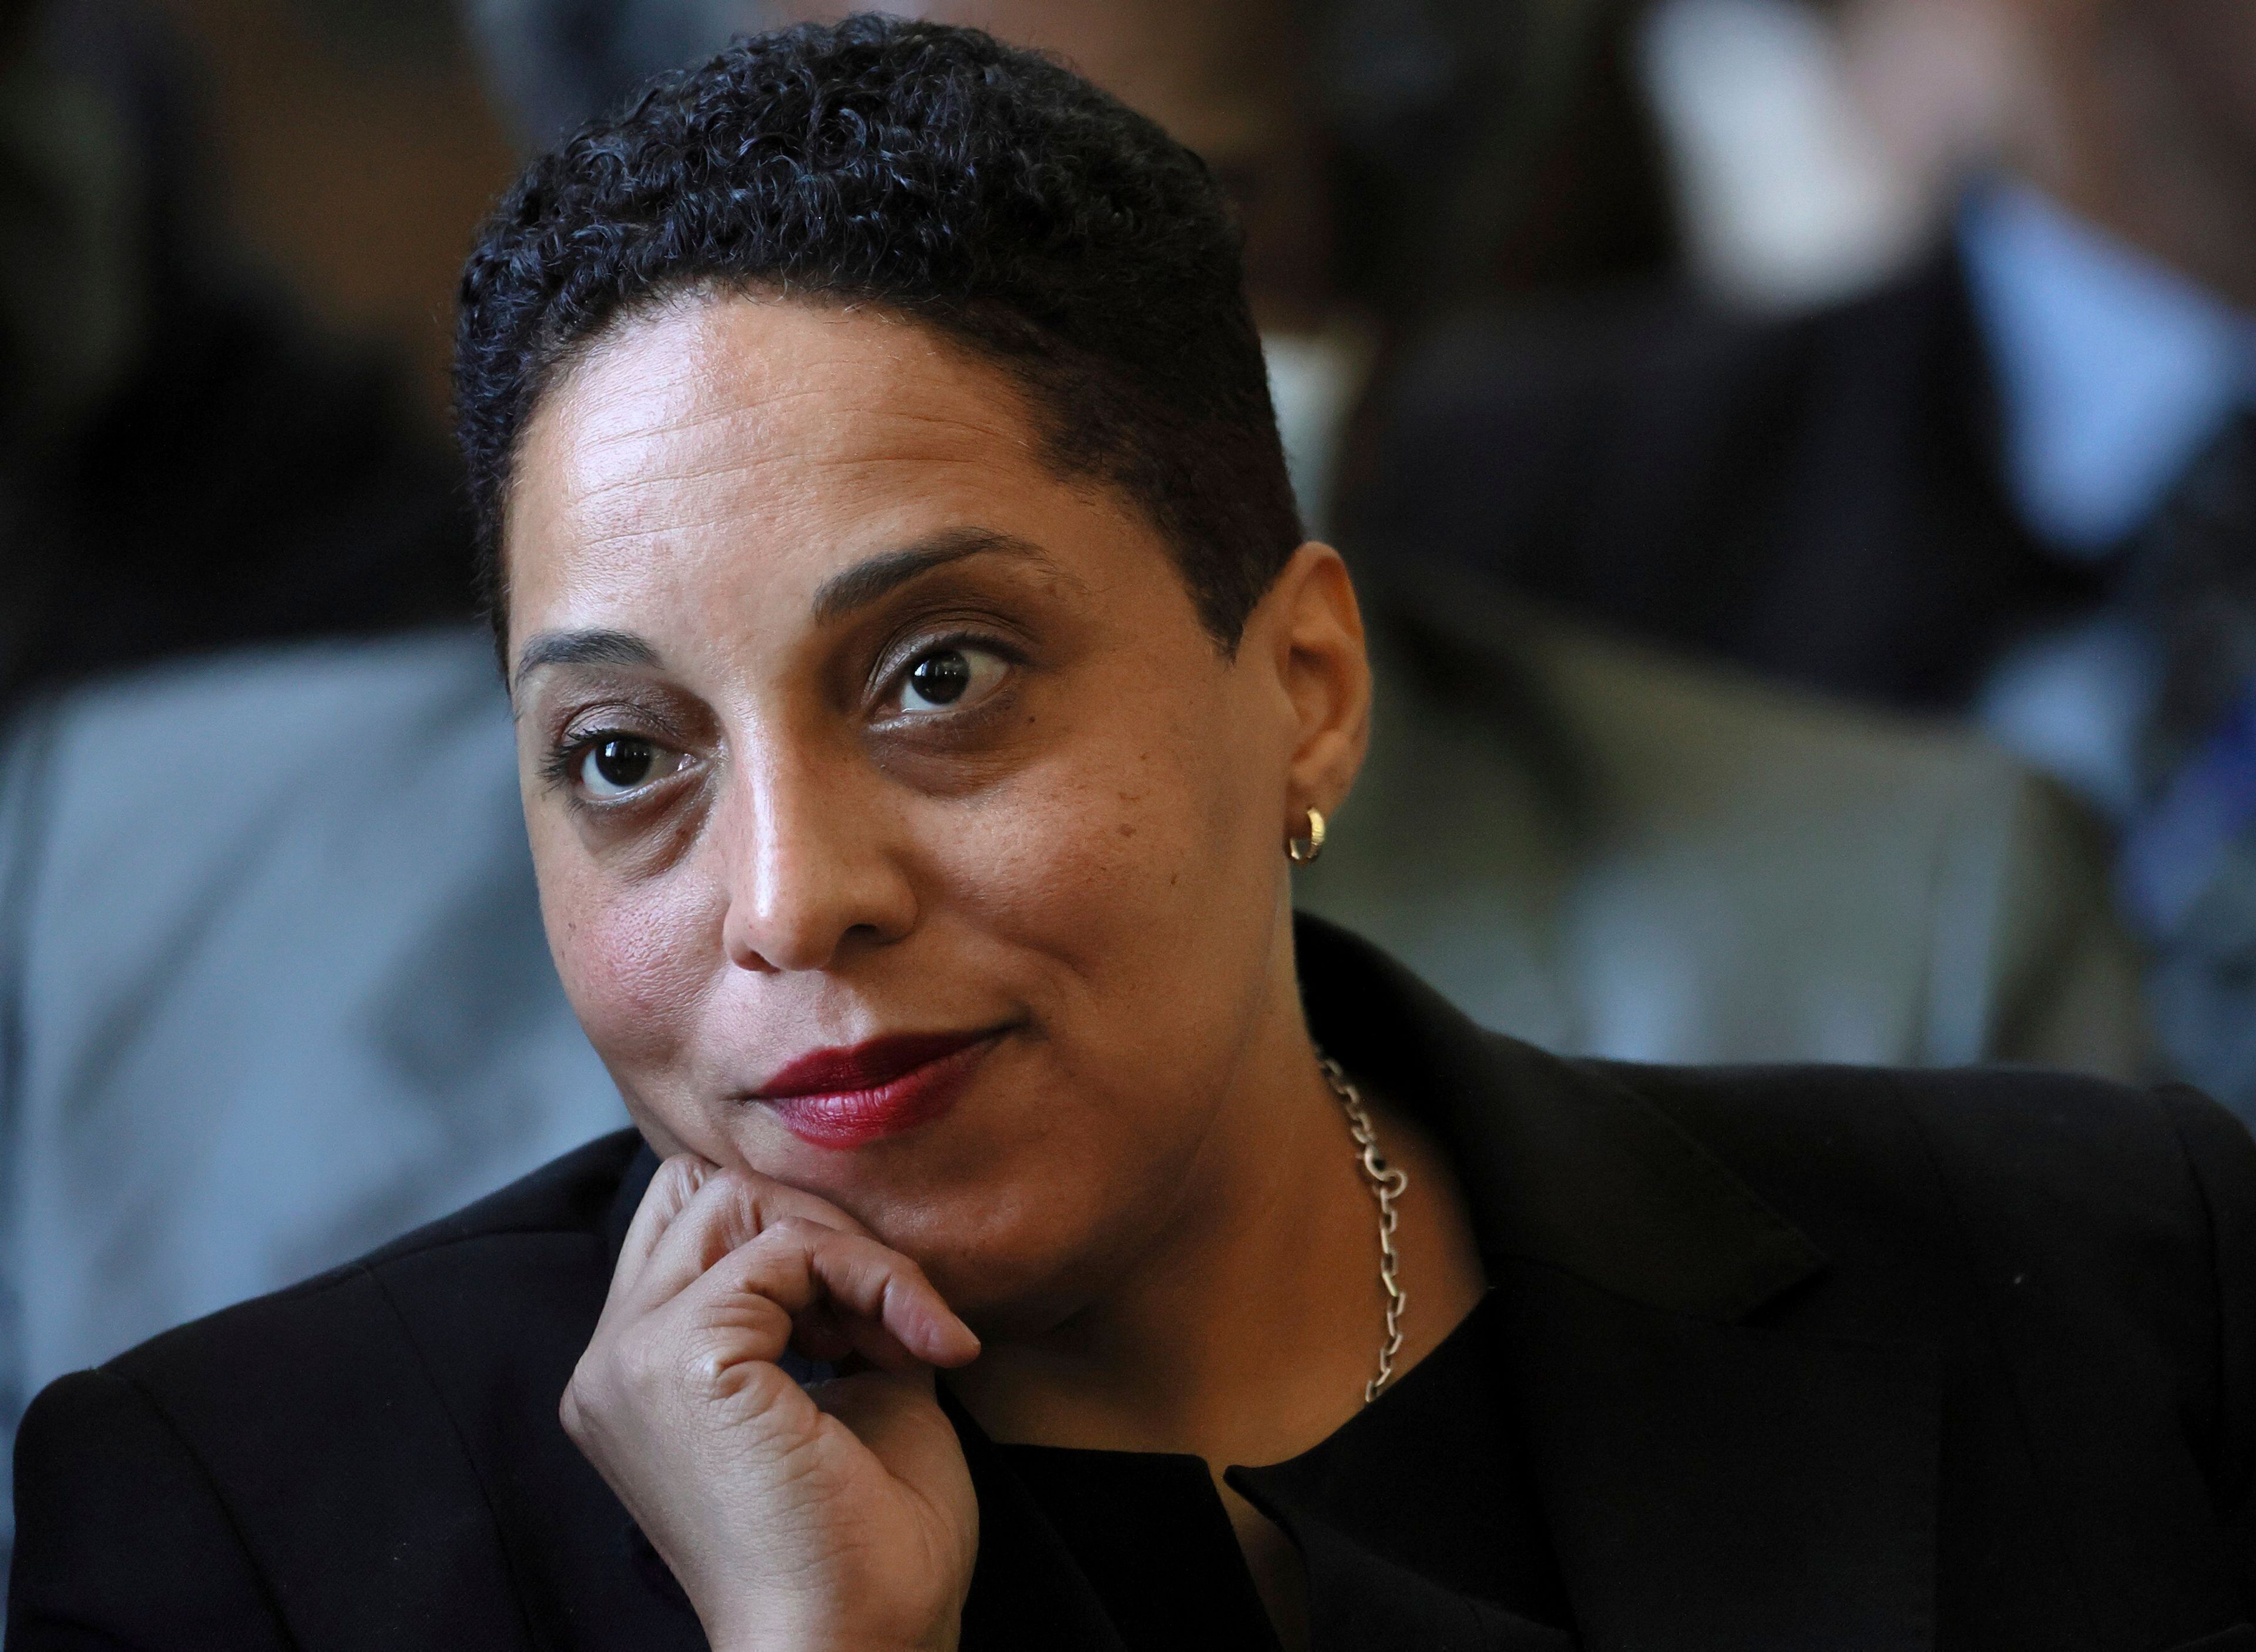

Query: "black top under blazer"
<box><xmin>12</xmin><ymin>917</ymin><xmax>2256</xmax><ymax>1650</ymax></box>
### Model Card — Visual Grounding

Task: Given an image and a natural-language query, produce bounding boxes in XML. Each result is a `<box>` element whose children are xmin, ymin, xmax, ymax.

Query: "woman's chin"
<box><xmin>895</xmin><ymin>1190</ymin><xmax>1180</xmax><ymax>1345</ymax></box>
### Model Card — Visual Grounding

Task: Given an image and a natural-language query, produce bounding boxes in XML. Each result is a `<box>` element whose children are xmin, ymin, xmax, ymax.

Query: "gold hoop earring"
<box><xmin>1287</xmin><ymin>807</ymin><xmax>1326</xmax><ymax>865</ymax></box>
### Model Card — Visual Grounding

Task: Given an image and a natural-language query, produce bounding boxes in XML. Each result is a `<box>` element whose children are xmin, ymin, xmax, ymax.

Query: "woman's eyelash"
<box><xmin>538</xmin><ymin>734</ymin><xmax>598</xmax><ymax>791</ymax></box>
<box><xmin>538</xmin><ymin>696</ymin><xmax>694</xmax><ymax>787</ymax></box>
<box><xmin>877</xmin><ymin>629</ymin><xmax>1023</xmax><ymax>694</ymax></box>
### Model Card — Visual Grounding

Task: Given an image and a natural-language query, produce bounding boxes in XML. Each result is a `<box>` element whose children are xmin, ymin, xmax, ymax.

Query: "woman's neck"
<box><xmin>945</xmin><ymin>992</ymin><xmax>1486</xmax><ymax>1472</ymax></box>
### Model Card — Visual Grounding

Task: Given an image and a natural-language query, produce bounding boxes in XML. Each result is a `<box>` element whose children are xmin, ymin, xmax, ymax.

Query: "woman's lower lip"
<box><xmin>759</xmin><ymin>1036</ymin><xmax>996</xmax><ymax>1149</ymax></box>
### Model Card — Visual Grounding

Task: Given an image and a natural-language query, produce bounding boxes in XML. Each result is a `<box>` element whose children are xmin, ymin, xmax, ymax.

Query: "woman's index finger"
<box><xmin>674</xmin><ymin>1218</ymin><xmax>981</xmax><ymax>1372</ymax></box>
<box><xmin>610</xmin><ymin>1161</ymin><xmax>872</xmax><ymax>1321</ymax></box>
<box><xmin>605</xmin><ymin>1153</ymin><xmax>714</xmax><ymax>1313</ymax></box>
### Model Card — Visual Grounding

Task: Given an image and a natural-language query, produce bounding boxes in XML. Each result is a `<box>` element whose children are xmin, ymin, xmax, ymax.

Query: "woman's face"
<box><xmin>505</xmin><ymin>293</ymin><xmax>1365</xmax><ymax>1329</ymax></box>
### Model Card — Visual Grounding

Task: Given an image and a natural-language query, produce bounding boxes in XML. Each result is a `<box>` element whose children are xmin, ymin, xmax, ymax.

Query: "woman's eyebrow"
<box><xmin>810</xmin><ymin>526</ymin><xmax>1062</xmax><ymax>622</ymax></box>
<box><xmin>512</xmin><ymin>627</ymin><xmax>662</xmax><ymax>691</ymax></box>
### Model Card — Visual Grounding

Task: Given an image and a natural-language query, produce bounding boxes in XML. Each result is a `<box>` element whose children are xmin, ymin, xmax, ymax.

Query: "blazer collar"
<box><xmin>1294</xmin><ymin>911</ymin><xmax>1827</xmax><ymax>1318</ymax></box>
<box><xmin>1296</xmin><ymin>914</ymin><xmax>1940</xmax><ymax>1650</ymax></box>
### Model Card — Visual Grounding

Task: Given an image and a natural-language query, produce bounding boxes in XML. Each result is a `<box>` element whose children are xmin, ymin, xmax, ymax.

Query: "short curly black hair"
<box><xmin>455</xmin><ymin>13</ymin><xmax>1302</xmax><ymax>651</ymax></box>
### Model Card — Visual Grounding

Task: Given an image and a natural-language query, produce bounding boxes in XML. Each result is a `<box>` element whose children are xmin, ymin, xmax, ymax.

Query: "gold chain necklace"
<box><xmin>1317</xmin><ymin>1053</ymin><xmax>1409</xmax><ymax>1402</ymax></box>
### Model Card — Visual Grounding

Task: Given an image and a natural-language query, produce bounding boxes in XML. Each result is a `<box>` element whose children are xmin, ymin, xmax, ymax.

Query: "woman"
<box><xmin>11</xmin><ymin>18</ymin><xmax>2254</xmax><ymax>1650</ymax></box>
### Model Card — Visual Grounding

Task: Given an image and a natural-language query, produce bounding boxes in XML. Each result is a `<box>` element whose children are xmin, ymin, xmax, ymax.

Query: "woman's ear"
<box><xmin>1257</xmin><ymin>542</ymin><xmax>1371</xmax><ymax>831</ymax></box>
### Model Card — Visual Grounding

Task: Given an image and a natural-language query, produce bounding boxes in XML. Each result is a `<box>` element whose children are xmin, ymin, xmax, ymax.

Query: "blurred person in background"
<box><xmin>1361</xmin><ymin>0</ymin><xmax>2256</xmax><ymax>1112</ymax></box>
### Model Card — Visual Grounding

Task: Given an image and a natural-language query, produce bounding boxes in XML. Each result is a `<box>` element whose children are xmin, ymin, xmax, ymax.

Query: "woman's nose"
<box><xmin>714</xmin><ymin>750</ymin><xmax>917</xmax><ymax>973</ymax></box>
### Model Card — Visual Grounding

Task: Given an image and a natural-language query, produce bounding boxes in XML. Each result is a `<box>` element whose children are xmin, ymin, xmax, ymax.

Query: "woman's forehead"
<box><xmin>505</xmin><ymin>296</ymin><xmax>1061</xmax><ymax>609</ymax></box>
<box><xmin>525</xmin><ymin>297</ymin><xmax>1036</xmax><ymax>515</ymax></box>
<box><xmin>500</xmin><ymin>292</ymin><xmax>1177</xmax><ymax>662</ymax></box>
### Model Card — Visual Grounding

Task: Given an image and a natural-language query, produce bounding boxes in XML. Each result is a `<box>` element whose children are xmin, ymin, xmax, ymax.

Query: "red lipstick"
<box><xmin>754</xmin><ymin>1030</ymin><xmax>998</xmax><ymax>1149</ymax></box>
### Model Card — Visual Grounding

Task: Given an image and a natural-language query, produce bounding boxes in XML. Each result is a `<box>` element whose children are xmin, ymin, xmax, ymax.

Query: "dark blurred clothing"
<box><xmin>1354</xmin><ymin>181</ymin><xmax>2256</xmax><ymax>721</ymax></box>
<box><xmin>0</xmin><ymin>293</ymin><xmax>479</xmax><ymax>704</ymax></box>
<box><xmin>1303</xmin><ymin>0</ymin><xmax>1674</xmax><ymax>320</ymax></box>
<box><xmin>2113</xmin><ymin>414</ymin><xmax>2256</xmax><ymax>1118</ymax></box>
<box><xmin>1349</xmin><ymin>245</ymin><xmax>2086</xmax><ymax>712</ymax></box>
<box><xmin>0</xmin><ymin>0</ymin><xmax>477</xmax><ymax>709</ymax></box>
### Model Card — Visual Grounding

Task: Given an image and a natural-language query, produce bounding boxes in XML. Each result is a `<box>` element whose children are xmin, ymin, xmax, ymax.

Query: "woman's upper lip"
<box><xmin>755</xmin><ymin>1029</ymin><xmax>998</xmax><ymax>1099</ymax></box>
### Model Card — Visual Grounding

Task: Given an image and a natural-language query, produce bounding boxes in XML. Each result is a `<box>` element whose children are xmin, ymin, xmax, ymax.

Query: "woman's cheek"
<box><xmin>940</xmin><ymin>739</ymin><xmax>1221</xmax><ymax>963</ymax></box>
<box><xmin>543</xmin><ymin>862</ymin><xmax>719</xmax><ymax>1079</ymax></box>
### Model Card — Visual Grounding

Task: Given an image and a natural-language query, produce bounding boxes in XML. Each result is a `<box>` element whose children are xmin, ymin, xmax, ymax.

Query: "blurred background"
<box><xmin>6</xmin><ymin>0</ymin><xmax>2256</xmax><ymax>1597</ymax></box>
<box><xmin>0</xmin><ymin>0</ymin><xmax>2008</xmax><ymax>705</ymax></box>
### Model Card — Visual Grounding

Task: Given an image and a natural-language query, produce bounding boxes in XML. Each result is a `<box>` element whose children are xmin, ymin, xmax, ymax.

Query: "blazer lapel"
<box><xmin>1295</xmin><ymin>915</ymin><xmax>1941</xmax><ymax>1651</ymax></box>
<box><xmin>1503</xmin><ymin>1264</ymin><xmax>1938</xmax><ymax>1651</ymax></box>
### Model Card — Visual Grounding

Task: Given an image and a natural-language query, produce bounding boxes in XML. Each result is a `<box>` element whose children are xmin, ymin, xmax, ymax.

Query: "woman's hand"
<box><xmin>562</xmin><ymin>1154</ymin><xmax>982</xmax><ymax>1652</ymax></box>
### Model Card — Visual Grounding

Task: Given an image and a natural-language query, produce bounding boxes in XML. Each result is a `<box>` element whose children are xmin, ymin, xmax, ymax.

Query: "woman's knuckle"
<box><xmin>567</xmin><ymin>1347</ymin><xmax>609</xmax><ymax>1402</ymax></box>
<box><xmin>747</xmin><ymin>1292</ymin><xmax>795</xmax><ymax>1339</ymax></box>
<box><xmin>618</xmin><ymin>1329</ymin><xmax>683</xmax><ymax>1396</ymax></box>
<box><xmin>682</xmin><ymin>1341</ymin><xmax>733</xmax><ymax>1394</ymax></box>
<box><xmin>766</xmin><ymin>1214</ymin><xmax>822</xmax><ymax>1247</ymax></box>
<box><xmin>888</xmin><ymin>1251</ymin><xmax>931</xmax><ymax>1290</ymax></box>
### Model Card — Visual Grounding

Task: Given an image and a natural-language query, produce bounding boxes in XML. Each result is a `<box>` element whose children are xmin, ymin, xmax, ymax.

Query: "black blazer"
<box><xmin>1350</xmin><ymin>251</ymin><xmax>2110</xmax><ymax>713</ymax></box>
<box><xmin>13</xmin><ymin>917</ymin><xmax>2256</xmax><ymax>1650</ymax></box>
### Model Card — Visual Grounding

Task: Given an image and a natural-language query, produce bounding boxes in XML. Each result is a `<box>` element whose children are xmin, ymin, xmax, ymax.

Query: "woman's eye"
<box><xmin>888</xmin><ymin>644</ymin><xmax>1009</xmax><ymax>717</ymax></box>
<box><xmin>574</xmin><ymin>735</ymin><xmax>686</xmax><ymax>798</ymax></box>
